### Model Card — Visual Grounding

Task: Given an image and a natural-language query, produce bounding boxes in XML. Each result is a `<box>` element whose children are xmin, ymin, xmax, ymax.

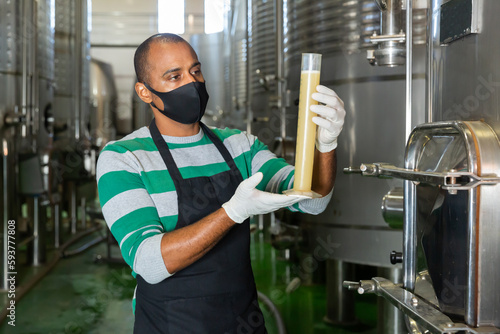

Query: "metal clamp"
<box><xmin>344</xmin><ymin>163</ymin><xmax>500</xmax><ymax>193</ymax></box>
<box><xmin>370</xmin><ymin>32</ymin><xmax>406</xmax><ymax>44</ymax></box>
<box><xmin>343</xmin><ymin>277</ymin><xmax>500</xmax><ymax>334</ymax></box>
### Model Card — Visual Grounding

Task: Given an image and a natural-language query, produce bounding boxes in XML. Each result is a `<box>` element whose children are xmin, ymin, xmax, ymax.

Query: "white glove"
<box><xmin>222</xmin><ymin>172</ymin><xmax>304</xmax><ymax>223</ymax></box>
<box><xmin>311</xmin><ymin>85</ymin><xmax>346</xmax><ymax>153</ymax></box>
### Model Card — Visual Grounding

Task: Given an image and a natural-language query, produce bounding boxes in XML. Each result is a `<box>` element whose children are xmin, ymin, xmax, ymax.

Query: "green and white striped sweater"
<box><xmin>96</xmin><ymin>125</ymin><xmax>332</xmax><ymax>286</ymax></box>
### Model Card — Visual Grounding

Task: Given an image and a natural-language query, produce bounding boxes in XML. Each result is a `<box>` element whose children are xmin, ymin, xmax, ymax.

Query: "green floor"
<box><xmin>0</xmin><ymin>227</ymin><xmax>378</xmax><ymax>334</ymax></box>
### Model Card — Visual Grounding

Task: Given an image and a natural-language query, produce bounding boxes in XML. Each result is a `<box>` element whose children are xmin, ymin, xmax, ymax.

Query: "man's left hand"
<box><xmin>311</xmin><ymin>85</ymin><xmax>346</xmax><ymax>153</ymax></box>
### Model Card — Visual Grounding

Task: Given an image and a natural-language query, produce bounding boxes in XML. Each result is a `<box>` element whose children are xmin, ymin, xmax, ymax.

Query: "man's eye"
<box><xmin>169</xmin><ymin>75</ymin><xmax>180</xmax><ymax>81</ymax></box>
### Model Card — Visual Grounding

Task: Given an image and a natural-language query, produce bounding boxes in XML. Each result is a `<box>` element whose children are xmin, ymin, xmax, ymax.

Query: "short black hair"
<box><xmin>134</xmin><ymin>33</ymin><xmax>187</xmax><ymax>84</ymax></box>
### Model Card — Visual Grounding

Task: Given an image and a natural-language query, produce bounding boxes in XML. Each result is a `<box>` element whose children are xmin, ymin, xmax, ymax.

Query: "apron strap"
<box><xmin>149</xmin><ymin>119</ymin><xmax>183</xmax><ymax>183</ymax></box>
<box><xmin>199</xmin><ymin>122</ymin><xmax>243</xmax><ymax>183</ymax></box>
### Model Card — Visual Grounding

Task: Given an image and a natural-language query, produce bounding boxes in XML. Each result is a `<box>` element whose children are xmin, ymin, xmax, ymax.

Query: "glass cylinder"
<box><xmin>285</xmin><ymin>53</ymin><xmax>322</xmax><ymax>198</ymax></box>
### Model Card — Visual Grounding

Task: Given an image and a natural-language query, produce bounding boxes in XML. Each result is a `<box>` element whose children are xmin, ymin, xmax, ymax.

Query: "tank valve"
<box><xmin>4</xmin><ymin>114</ymin><xmax>27</xmax><ymax>126</ymax></box>
<box><xmin>367</xmin><ymin>0</ymin><xmax>406</xmax><ymax>67</ymax></box>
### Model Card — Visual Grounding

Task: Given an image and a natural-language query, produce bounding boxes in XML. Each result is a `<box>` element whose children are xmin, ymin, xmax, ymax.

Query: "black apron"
<box><xmin>134</xmin><ymin>120</ymin><xmax>267</xmax><ymax>334</ymax></box>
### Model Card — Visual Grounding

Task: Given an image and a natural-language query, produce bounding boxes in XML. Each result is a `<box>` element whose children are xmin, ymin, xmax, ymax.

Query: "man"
<box><xmin>96</xmin><ymin>33</ymin><xmax>345</xmax><ymax>333</ymax></box>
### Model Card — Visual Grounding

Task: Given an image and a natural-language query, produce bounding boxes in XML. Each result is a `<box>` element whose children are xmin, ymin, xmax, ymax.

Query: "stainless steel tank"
<box><xmin>53</xmin><ymin>0</ymin><xmax>94</xmax><ymax>235</ymax></box>
<box><xmin>90</xmin><ymin>59</ymin><xmax>117</xmax><ymax>150</ymax></box>
<box><xmin>131</xmin><ymin>89</ymin><xmax>153</xmax><ymax>131</ymax></box>
<box><xmin>343</xmin><ymin>0</ymin><xmax>500</xmax><ymax>332</ymax></box>
<box><xmin>249</xmin><ymin>0</ymin><xmax>281</xmax><ymax>147</ymax></box>
<box><xmin>283</xmin><ymin>0</ymin><xmax>426</xmax><ymax>280</ymax></box>
<box><xmin>54</xmin><ymin>0</ymin><xmax>91</xmax><ymax>147</ymax></box>
<box><xmin>1</xmin><ymin>0</ymin><xmax>56</xmax><ymax>286</ymax></box>
<box><xmin>244</xmin><ymin>0</ymin><xmax>428</xmax><ymax>330</ymax></box>
<box><xmin>225</xmin><ymin>0</ymin><xmax>249</xmax><ymax>131</ymax></box>
<box><xmin>190</xmin><ymin>32</ymin><xmax>228</xmax><ymax>128</ymax></box>
<box><xmin>190</xmin><ymin>0</ymin><xmax>248</xmax><ymax>131</ymax></box>
<box><xmin>281</xmin><ymin>2</ymin><xmax>426</xmax><ymax>330</ymax></box>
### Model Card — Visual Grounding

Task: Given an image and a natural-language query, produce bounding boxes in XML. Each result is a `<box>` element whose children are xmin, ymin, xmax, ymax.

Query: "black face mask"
<box><xmin>145</xmin><ymin>81</ymin><xmax>209</xmax><ymax>124</ymax></box>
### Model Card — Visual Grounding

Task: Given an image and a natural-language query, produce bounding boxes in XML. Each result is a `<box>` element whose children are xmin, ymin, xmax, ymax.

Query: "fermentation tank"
<box><xmin>190</xmin><ymin>33</ymin><xmax>228</xmax><ymax>128</ymax></box>
<box><xmin>190</xmin><ymin>0</ymin><xmax>248</xmax><ymax>130</ymax></box>
<box><xmin>53</xmin><ymin>0</ymin><xmax>94</xmax><ymax>235</ymax></box>
<box><xmin>249</xmin><ymin>0</ymin><xmax>281</xmax><ymax>147</ymax></box>
<box><xmin>90</xmin><ymin>59</ymin><xmax>117</xmax><ymax>150</ymax></box>
<box><xmin>343</xmin><ymin>0</ymin><xmax>500</xmax><ymax>333</ymax></box>
<box><xmin>280</xmin><ymin>0</ymin><xmax>427</xmax><ymax>329</ymax></box>
<box><xmin>0</xmin><ymin>0</ymin><xmax>56</xmax><ymax>280</ymax></box>
<box><xmin>1</xmin><ymin>0</ymin><xmax>94</xmax><ymax>290</ymax></box>
<box><xmin>131</xmin><ymin>89</ymin><xmax>153</xmax><ymax>130</ymax></box>
<box><xmin>54</xmin><ymin>0</ymin><xmax>91</xmax><ymax>147</ymax></box>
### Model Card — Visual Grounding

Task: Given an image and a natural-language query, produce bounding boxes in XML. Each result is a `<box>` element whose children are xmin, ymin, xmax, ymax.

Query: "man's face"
<box><xmin>146</xmin><ymin>40</ymin><xmax>205</xmax><ymax>99</ymax></box>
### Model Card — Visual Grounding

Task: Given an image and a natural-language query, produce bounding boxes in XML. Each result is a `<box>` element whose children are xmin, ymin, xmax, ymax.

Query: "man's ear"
<box><xmin>135</xmin><ymin>82</ymin><xmax>153</xmax><ymax>104</ymax></box>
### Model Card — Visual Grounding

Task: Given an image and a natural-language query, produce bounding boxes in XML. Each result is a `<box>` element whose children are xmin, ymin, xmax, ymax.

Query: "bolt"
<box><xmin>446</xmin><ymin>322</ymin><xmax>454</xmax><ymax>328</ymax></box>
<box><xmin>358</xmin><ymin>287</ymin><xmax>365</xmax><ymax>294</ymax></box>
<box><xmin>411</xmin><ymin>297</ymin><xmax>418</xmax><ymax>306</ymax></box>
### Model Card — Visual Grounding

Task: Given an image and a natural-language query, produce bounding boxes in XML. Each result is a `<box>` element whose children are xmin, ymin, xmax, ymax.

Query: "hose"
<box><xmin>257</xmin><ymin>290</ymin><xmax>287</xmax><ymax>334</ymax></box>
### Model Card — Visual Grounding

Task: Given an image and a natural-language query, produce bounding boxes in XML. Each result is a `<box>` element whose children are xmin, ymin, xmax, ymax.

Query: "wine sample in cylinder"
<box><xmin>285</xmin><ymin>53</ymin><xmax>322</xmax><ymax>198</ymax></box>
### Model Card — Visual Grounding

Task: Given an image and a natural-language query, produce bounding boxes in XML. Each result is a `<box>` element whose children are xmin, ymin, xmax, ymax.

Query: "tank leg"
<box><xmin>28</xmin><ymin>197</ymin><xmax>47</xmax><ymax>266</ymax></box>
<box><xmin>54</xmin><ymin>203</ymin><xmax>60</xmax><ymax>248</ymax></box>
<box><xmin>324</xmin><ymin>259</ymin><xmax>357</xmax><ymax>326</ymax></box>
<box><xmin>377</xmin><ymin>267</ymin><xmax>407</xmax><ymax>334</ymax></box>
<box><xmin>80</xmin><ymin>197</ymin><xmax>86</xmax><ymax>229</ymax></box>
<box><xmin>70</xmin><ymin>182</ymin><xmax>77</xmax><ymax>234</ymax></box>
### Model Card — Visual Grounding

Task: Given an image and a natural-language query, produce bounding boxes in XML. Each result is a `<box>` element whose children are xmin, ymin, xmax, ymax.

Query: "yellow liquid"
<box><xmin>294</xmin><ymin>70</ymin><xmax>320</xmax><ymax>191</ymax></box>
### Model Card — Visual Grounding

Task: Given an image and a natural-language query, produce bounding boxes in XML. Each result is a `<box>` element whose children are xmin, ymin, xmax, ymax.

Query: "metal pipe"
<box><xmin>54</xmin><ymin>203</ymin><xmax>60</xmax><ymax>248</ymax></box>
<box><xmin>71</xmin><ymin>183</ymin><xmax>77</xmax><ymax>234</ymax></box>
<box><xmin>246</xmin><ymin>0</ymin><xmax>253</xmax><ymax>135</ymax></box>
<box><xmin>62</xmin><ymin>235</ymin><xmax>106</xmax><ymax>258</ymax></box>
<box><xmin>403</xmin><ymin>179</ymin><xmax>416</xmax><ymax>291</ymax></box>
<box><xmin>32</xmin><ymin>197</ymin><xmax>40</xmax><ymax>266</ymax></box>
<box><xmin>426</xmin><ymin>0</ymin><xmax>434</xmax><ymax>123</ymax></box>
<box><xmin>17</xmin><ymin>235</ymin><xmax>36</xmax><ymax>248</ymax></box>
<box><xmin>465</xmin><ymin>189</ymin><xmax>478</xmax><ymax>326</ymax></box>
<box><xmin>21</xmin><ymin>0</ymin><xmax>29</xmax><ymax>138</ymax></box>
<box><xmin>403</xmin><ymin>0</ymin><xmax>415</xmax><ymax>295</ymax></box>
<box><xmin>382</xmin><ymin>0</ymin><xmax>403</xmax><ymax>36</ymax></box>
<box><xmin>31</xmin><ymin>0</ymin><xmax>39</xmax><ymax>141</ymax></box>
<box><xmin>405</xmin><ymin>0</ymin><xmax>413</xmax><ymax>141</ymax></box>
<box><xmin>80</xmin><ymin>197</ymin><xmax>86</xmax><ymax>229</ymax></box>
<box><xmin>275</xmin><ymin>0</ymin><xmax>286</xmax><ymax>142</ymax></box>
<box><xmin>74</xmin><ymin>0</ymin><xmax>84</xmax><ymax>141</ymax></box>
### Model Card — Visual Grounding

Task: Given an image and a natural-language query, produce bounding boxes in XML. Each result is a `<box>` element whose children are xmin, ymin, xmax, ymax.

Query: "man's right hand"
<box><xmin>222</xmin><ymin>172</ymin><xmax>304</xmax><ymax>224</ymax></box>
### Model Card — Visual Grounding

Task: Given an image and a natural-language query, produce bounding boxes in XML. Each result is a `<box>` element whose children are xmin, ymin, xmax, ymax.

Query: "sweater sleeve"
<box><xmin>96</xmin><ymin>143</ymin><xmax>171</xmax><ymax>283</ymax></box>
<box><xmin>247</xmin><ymin>134</ymin><xmax>331</xmax><ymax>215</ymax></box>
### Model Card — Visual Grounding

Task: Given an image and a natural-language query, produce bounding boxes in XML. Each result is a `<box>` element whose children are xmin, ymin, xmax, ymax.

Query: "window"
<box><xmin>204</xmin><ymin>0</ymin><xmax>228</xmax><ymax>34</ymax></box>
<box><xmin>158</xmin><ymin>0</ymin><xmax>185</xmax><ymax>34</ymax></box>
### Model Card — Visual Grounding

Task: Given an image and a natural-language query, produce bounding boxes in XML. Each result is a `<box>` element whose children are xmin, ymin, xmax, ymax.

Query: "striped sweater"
<box><xmin>96</xmin><ymin>125</ymin><xmax>332</xmax><ymax>285</ymax></box>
